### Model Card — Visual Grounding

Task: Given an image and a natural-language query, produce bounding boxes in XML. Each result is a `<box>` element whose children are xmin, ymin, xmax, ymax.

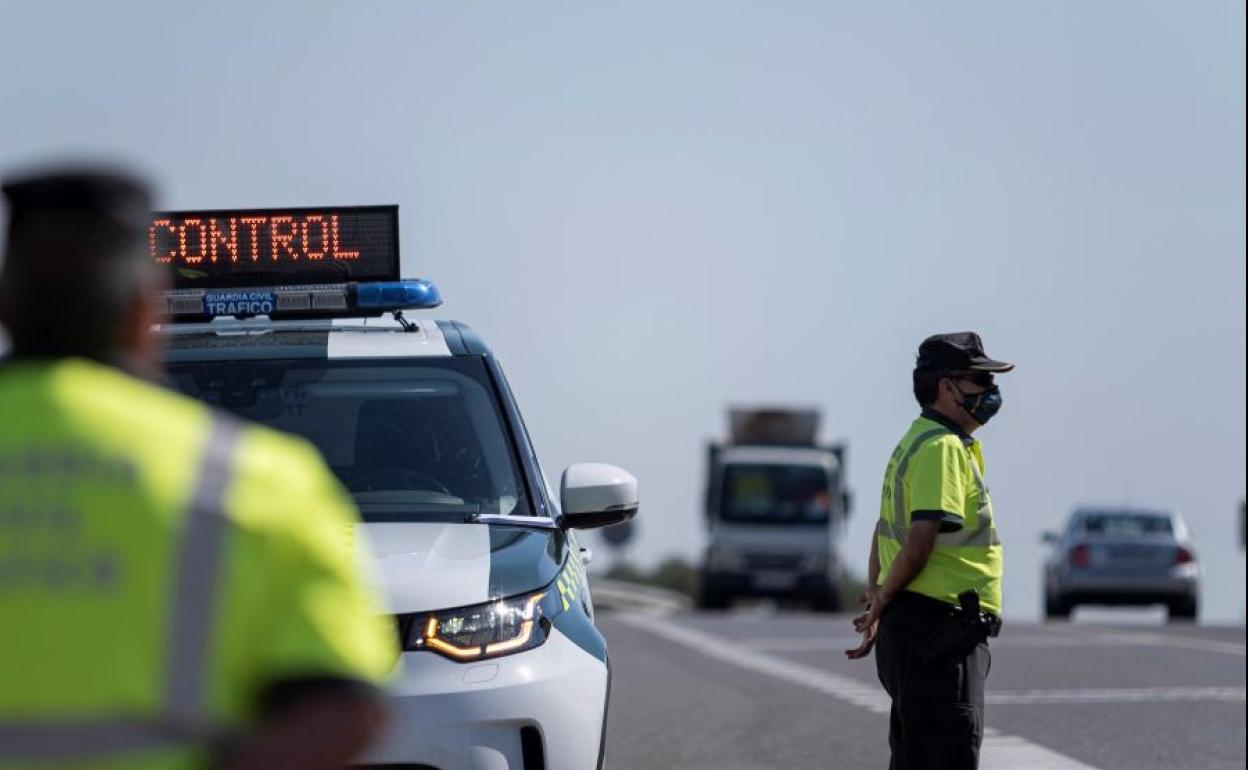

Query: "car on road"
<box><xmin>154</xmin><ymin>204</ymin><xmax>637</xmax><ymax>770</ymax></box>
<box><xmin>1042</xmin><ymin>507</ymin><xmax>1199</xmax><ymax>620</ymax></box>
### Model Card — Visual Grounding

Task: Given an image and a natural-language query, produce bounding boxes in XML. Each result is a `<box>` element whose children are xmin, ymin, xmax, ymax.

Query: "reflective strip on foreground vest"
<box><xmin>0</xmin><ymin>415</ymin><xmax>243</xmax><ymax>762</ymax></box>
<box><xmin>885</xmin><ymin>429</ymin><xmax>1000</xmax><ymax>548</ymax></box>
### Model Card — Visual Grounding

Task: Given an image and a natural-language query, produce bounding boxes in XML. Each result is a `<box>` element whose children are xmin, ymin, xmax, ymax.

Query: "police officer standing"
<box><xmin>846</xmin><ymin>332</ymin><xmax>1013</xmax><ymax>770</ymax></box>
<box><xmin>0</xmin><ymin>168</ymin><xmax>396</xmax><ymax>769</ymax></box>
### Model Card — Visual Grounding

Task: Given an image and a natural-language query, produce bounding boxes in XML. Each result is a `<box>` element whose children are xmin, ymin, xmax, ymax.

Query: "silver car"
<box><xmin>1042</xmin><ymin>508</ymin><xmax>1200</xmax><ymax>620</ymax></box>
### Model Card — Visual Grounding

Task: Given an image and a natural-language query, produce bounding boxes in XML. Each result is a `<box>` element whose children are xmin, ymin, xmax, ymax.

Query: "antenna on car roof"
<box><xmin>392</xmin><ymin>310</ymin><xmax>418</xmax><ymax>332</ymax></box>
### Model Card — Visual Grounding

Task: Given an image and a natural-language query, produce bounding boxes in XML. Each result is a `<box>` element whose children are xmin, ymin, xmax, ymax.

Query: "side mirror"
<box><xmin>560</xmin><ymin>463</ymin><xmax>639</xmax><ymax>531</ymax></box>
<box><xmin>1041</xmin><ymin>531</ymin><xmax>1060</xmax><ymax>546</ymax></box>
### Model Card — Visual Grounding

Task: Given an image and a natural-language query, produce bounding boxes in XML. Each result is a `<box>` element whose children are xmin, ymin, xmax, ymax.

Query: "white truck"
<box><xmin>698</xmin><ymin>408</ymin><xmax>850</xmax><ymax>611</ymax></box>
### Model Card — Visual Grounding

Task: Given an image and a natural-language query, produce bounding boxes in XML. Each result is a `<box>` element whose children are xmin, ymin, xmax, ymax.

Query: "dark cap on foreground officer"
<box><xmin>0</xmin><ymin>169</ymin><xmax>162</xmax><ymax>367</ymax></box>
<box><xmin>846</xmin><ymin>331</ymin><xmax>1013</xmax><ymax>770</ymax></box>
<box><xmin>0</xmin><ymin>167</ymin><xmax>396</xmax><ymax>770</ymax></box>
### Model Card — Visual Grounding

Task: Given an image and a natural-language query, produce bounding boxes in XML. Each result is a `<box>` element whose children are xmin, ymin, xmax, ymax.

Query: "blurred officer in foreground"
<box><xmin>846</xmin><ymin>333</ymin><xmax>1013</xmax><ymax>770</ymax></box>
<box><xmin>0</xmin><ymin>168</ymin><xmax>396</xmax><ymax>769</ymax></box>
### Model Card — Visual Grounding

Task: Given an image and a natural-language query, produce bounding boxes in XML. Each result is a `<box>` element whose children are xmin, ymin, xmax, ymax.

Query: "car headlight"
<box><xmin>405</xmin><ymin>588</ymin><xmax>559</xmax><ymax>661</ymax></box>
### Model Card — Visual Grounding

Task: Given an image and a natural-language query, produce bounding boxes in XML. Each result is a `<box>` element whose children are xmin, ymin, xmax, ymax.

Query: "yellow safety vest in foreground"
<box><xmin>0</xmin><ymin>359</ymin><xmax>395</xmax><ymax>770</ymax></box>
<box><xmin>876</xmin><ymin>415</ymin><xmax>1003</xmax><ymax>614</ymax></box>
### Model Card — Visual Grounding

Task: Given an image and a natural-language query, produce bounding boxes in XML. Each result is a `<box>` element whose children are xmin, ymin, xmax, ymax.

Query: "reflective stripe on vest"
<box><xmin>0</xmin><ymin>414</ymin><xmax>243</xmax><ymax>762</ymax></box>
<box><xmin>890</xmin><ymin>428</ymin><xmax>946</xmax><ymax>529</ymax></box>
<box><xmin>883</xmin><ymin>428</ymin><xmax>1000</xmax><ymax>548</ymax></box>
<box><xmin>939</xmin><ymin>455</ymin><xmax>999</xmax><ymax>547</ymax></box>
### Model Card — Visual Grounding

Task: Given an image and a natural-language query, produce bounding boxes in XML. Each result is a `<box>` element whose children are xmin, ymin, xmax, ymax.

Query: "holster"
<box><xmin>917</xmin><ymin>590</ymin><xmax>1002</xmax><ymax>664</ymax></box>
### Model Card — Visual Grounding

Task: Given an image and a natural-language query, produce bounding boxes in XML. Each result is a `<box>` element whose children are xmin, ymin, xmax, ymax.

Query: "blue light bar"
<box><xmin>354</xmin><ymin>279</ymin><xmax>442</xmax><ymax>311</ymax></box>
<box><xmin>161</xmin><ymin>278</ymin><xmax>442</xmax><ymax>322</ymax></box>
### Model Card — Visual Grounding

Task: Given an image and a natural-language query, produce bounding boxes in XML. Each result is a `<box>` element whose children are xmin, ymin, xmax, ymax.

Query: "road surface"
<box><xmin>599</xmin><ymin>610</ymin><xmax>1246</xmax><ymax>770</ymax></box>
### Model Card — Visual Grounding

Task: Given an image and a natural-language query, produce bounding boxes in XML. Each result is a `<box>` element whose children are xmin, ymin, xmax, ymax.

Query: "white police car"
<box><xmin>151</xmin><ymin>205</ymin><xmax>636</xmax><ymax>770</ymax></box>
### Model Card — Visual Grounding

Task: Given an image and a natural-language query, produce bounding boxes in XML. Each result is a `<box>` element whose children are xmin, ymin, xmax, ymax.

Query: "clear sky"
<box><xmin>2</xmin><ymin>1</ymin><xmax>1244</xmax><ymax>622</ymax></box>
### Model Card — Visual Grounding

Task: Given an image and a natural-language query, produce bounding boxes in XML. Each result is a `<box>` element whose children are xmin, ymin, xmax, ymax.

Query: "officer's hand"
<box><xmin>856</xmin><ymin>585</ymin><xmax>882</xmax><ymax>611</ymax></box>
<box><xmin>845</xmin><ymin>589</ymin><xmax>884</xmax><ymax>660</ymax></box>
<box><xmin>844</xmin><ymin>612</ymin><xmax>878</xmax><ymax>659</ymax></box>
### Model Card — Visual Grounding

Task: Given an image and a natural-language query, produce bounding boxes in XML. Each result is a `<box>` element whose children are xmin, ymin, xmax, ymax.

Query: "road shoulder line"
<box><xmin>1091</xmin><ymin>630</ymin><xmax>1246</xmax><ymax>657</ymax></box>
<box><xmin>613</xmin><ymin>612</ymin><xmax>1104</xmax><ymax>770</ymax></box>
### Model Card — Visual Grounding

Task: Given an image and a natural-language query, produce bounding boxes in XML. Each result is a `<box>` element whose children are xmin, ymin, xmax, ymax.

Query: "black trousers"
<box><xmin>874</xmin><ymin>592</ymin><xmax>991</xmax><ymax>770</ymax></box>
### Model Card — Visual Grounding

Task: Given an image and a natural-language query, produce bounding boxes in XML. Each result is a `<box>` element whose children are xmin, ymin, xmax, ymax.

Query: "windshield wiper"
<box><xmin>466</xmin><ymin>513</ymin><xmax>560</xmax><ymax>530</ymax></box>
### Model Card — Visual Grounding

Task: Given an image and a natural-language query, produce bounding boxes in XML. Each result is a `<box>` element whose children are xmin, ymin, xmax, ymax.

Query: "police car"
<box><xmin>151</xmin><ymin>205</ymin><xmax>636</xmax><ymax>770</ymax></box>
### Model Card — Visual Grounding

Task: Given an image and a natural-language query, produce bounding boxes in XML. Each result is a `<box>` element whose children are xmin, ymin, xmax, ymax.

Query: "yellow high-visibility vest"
<box><xmin>876</xmin><ymin>414</ymin><xmax>1003</xmax><ymax>614</ymax></box>
<box><xmin>0</xmin><ymin>358</ymin><xmax>396</xmax><ymax>769</ymax></box>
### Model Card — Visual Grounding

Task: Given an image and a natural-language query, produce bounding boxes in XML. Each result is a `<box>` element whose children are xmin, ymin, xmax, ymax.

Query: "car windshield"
<box><xmin>721</xmin><ymin>464</ymin><xmax>831</xmax><ymax>524</ymax></box>
<box><xmin>1080</xmin><ymin>512</ymin><xmax>1173</xmax><ymax>537</ymax></box>
<box><xmin>167</xmin><ymin>357</ymin><xmax>530</xmax><ymax>522</ymax></box>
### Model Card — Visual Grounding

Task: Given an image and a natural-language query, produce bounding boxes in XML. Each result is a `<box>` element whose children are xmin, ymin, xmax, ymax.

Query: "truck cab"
<box><xmin>698</xmin><ymin>409</ymin><xmax>850</xmax><ymax>611</ymax></box>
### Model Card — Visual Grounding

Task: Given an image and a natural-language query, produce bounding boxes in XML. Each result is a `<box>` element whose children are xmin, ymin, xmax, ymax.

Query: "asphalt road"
<box><xmin>598</xmin><ymin>610</ymin><xmax>1246</xmax><ymax>770</ymax></box>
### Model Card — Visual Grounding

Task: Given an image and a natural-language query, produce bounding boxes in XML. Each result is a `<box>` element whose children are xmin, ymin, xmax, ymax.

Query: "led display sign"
<box><xmin>149</xmin><ymin>205</ymin><xmax>399</xmax><ymax>289</ymax></box>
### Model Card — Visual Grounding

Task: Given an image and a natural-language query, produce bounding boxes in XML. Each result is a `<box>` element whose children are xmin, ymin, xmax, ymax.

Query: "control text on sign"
<box><xmin>149</xmin><ymin>205</ymin><xmax>400</xmax><ymax>289</ymax></box>
<box><xmin>150</xmin><ymin>213</ymin><xmax>359</xmax><ymax>266</ymax></box>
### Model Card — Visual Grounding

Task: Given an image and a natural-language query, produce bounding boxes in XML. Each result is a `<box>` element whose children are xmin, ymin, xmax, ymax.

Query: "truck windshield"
<box><xmin>721</xmin><ymin>464</ymin><xmax>831</xmax><ymax>524</ymax></box>
<box><xmin>167</xmin><ymin>357</ymin><xmax>531</xmax><ymax>522</ymax></box>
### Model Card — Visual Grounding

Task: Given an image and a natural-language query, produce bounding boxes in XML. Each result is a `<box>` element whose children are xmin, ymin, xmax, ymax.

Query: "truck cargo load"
<box><xmin>728</xmin><ymin>407</ymin><xmax>819</xmax><ymax>446</ymax></box>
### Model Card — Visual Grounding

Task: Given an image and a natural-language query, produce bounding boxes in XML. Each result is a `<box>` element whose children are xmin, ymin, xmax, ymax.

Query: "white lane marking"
<box><xmin>981</xmin><ymin>735</ymin><xmax>1098</xmax><ymax>770</ymax></box>
<box><xmin>1089</xmin><ymin>630</ymin><xmax>1246</xmax><ymax>657</ymax></box>
<box><xmin>616</xmin><ymin>613</ymin><xmax>891</xmax><ymax>712</ymax></box>
<box><xmin>740</xmin><ymin>636</ymin><xmax>1114</xmax><ymax>652</ymax></box>
<box><xmin>741</xmin><ymin>632</ymin><xmax>1247</xmax><ymax>654</ymax></box>
<box><xmin>987</xmin><ymin>686</ymin><xmax>1246</xmax><ymax>705</ymax></box>
<box><xmin>743</xmin><ymin>637</ymin><xmax>870</xmax><ymax>652</ymax></box>
<box><xmin>614</xmin><ymin>613</ymin><xmax>1104</xmax><ymax>770</ymax></box>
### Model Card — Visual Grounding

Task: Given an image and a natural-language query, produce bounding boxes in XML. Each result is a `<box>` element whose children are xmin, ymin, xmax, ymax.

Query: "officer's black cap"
<box><xmin>0</xmin><ymin>166</ymin><xmax>158</xmax><ymax>359</ymax></box>
<box><xmin>916</xmin><ymin>332</ymin><xmax>1014</xmax><ymax>373</ymax></box>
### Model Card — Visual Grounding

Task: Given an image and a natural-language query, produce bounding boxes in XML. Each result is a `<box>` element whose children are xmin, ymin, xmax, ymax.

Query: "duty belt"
<box><xmin>918</xmin><ymin>590</ymin><xmax>1001</xmax><ymax>664</ymax></box>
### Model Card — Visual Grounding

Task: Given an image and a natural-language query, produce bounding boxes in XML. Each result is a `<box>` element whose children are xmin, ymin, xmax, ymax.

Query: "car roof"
<box><xmin>1069</xmin><ymin>507</ymin><xmax>1181</xmax><ymax>529</ymax></box>
<box><xmin>1073</xmin><ymin>507</ymin><xmax>1174</xmax><ymax>519</ymax></box>
<box><xmin>156</xmin><ymin>316</ymin><xmax>493</xmax><ymax>362</ymax></box>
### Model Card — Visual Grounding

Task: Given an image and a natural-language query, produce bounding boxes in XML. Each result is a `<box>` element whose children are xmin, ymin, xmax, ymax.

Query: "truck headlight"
<box><xmin>801</xmin><ymin>552</ymin><xmax>830</xmax><ymax>573</ymax></box>
<box><xmin>707</xmin><ymin>544</ymin><xmax>746</xmax><ymax>571</ymax></box>
<box><xmin>406</xmin><ymin>589</ymin><xmax>557</xmax><ymax>661</ymax></box>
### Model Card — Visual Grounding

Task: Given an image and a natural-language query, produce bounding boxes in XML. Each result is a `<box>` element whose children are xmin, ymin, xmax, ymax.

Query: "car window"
<box><xmin>167</xmin><ymin>357</ymin><xmax>530</xmax><ymax>521</ymax></box>
<box><xmin>1080</xmin><ymin>513</ymin><xmax>1173</xmax><ymax>537</ymax></box>
<box><xmin>720</xmin><ymin>464</ymin><xmax>831</xmax><ymax>524</ymax></box>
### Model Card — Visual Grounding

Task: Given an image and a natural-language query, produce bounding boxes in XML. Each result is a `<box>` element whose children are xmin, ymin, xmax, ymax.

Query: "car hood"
<box><xmin>356</xmin><ymin>521</ymin><xmax>564</xmax><ymax>614</ymax></box>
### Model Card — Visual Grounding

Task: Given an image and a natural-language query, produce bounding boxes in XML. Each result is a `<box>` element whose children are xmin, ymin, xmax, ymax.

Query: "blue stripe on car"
<box><xmin>483</xmin><ymin>523</ymin><xmax>608</xmax><ymax>662</ymax></box>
